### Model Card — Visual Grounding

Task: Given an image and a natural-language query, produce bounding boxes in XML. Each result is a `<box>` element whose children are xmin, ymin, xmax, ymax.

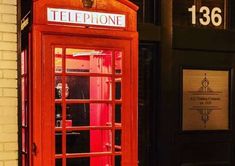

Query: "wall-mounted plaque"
<box><xmin>174</xmin><ymin>0</ymin><xmax>227</xmax><ymax>29</ymax></box>
<box><xmin>183</xmin><ymin>69</ymin><xmax>229</xmax><ymax>131</ymax></box>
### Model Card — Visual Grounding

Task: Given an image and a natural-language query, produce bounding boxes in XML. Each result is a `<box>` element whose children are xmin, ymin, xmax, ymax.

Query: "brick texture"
<box><xmin>0</xmin><ymin>0</ymin><xmax>18</xmax><ymax>165</ymax></box>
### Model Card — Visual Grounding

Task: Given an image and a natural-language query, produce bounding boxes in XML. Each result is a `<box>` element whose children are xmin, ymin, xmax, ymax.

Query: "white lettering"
<box><xmin>60</xmin><ymin>11</ymin><xmax>67</xmax><ymax>22</ymax></box>
<box><xmin>47</xmin><ymin>8</ymin><xmax>126</xmax><ymax>28</ymax></box>
<box><xmin>100</xmin><ymin>15</ymin><xmax>108</xmax><ymax>24</ymax></box>
<box><xmin>188</xmin><ymin>5</ymin><xmax>223</xmax><ymax>27</ymax></box>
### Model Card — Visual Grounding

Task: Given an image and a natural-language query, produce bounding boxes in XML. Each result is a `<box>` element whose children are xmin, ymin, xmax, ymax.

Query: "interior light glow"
<box><xmin>73</xmin><ymin>50</ymin><xmax>102</xmax><ymax>56</ymax></box>
<box><xmin>73</xmin><ymin>50</ymin><xmax>112</xmax><ymax>56</ymax></box>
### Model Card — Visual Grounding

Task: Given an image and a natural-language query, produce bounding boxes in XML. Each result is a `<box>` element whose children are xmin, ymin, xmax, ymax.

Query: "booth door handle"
<box><xmin>32</xmin><ymin>142</ymin><xmax>38</xmax><ymax>156</ymax></box>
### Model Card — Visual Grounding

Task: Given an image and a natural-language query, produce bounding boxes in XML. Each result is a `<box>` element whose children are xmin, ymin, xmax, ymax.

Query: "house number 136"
<box><xmin>188</xmin><ymin>5</ymin><xmax>222</xmax><ymax>27</ymax></box>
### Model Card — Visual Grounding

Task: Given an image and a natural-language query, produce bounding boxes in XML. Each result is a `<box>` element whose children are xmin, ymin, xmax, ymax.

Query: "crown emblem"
<box><xmin>82</xmin><ymin>0</ymin><xmax>94</xmax><ymax>8</ymax></box>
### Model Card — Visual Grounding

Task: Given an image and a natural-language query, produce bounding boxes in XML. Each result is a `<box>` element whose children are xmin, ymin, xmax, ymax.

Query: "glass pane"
<box><xmin>55</xmin><ymin>104</ymin><xmax>62</xmax><ymax>127</ymax></box>
<box><xmin>115</xmin><ymin>80</ymin><xmax>121</xmax><ymax>100</ymax></box>
<box><xmin>115</xmin><ymin>156</ymin><xmax>121</xmax><ymax>166</ymax></box>
<box><xmin>55</xmin><ymin>159</ymin><xmax>62</xmax><ymax>166</ymax></box>
<box><xmin>66</xmin><ymin>103</ymin><xmax>89</xmax><ymax>126</ymax></box>
<box><xmin>22</xmin><ymin>128</ymin><xmax>25</xmax><ymax>151</ymax></box>
<box><xmin>66</xmin><ymin>76</ymin><xmax>112</xmax><ymax>100</ymax></box>
<box><xmin>66</xmin><ymin>103</ymin><xmax>112</xmax><ymax>127</ymax></box>
<box><xmin>66</xmin><ymin>48</ymin><xmax>112</xmax><ymax>73</ymax></box>
<box><xmin>21</xmin><ymin>51</ymin><xmax>25</xmax><ymax>75</ymax></box>
<box><xmin>22</xmin><ymin>155</ymin><xmax>25</xmax><ymax>166</ymax></box>
<box><xmin>66</xmin><ymin>130</ymin><xmax>112</xmax><ymax>153</ymax></box>
<box><xmin>115</xmin><ymin>130</ymin><xmax>121</xmax><ymax>152</ymax></box>
<box><xmin>22</xmin><ymin>79</ymin><xmax>25</xmax><ymax>126</ymax></box>
<box><xmin>55</xmin><ymin>76</ymin><xmax>64</xmax><ymax>99</ymax></box>
<box><xmin>115</xmin><ymin>51</ymin><xmax>122</xmax><ymax>74</ymax></box>
<box><xmin>55</xmin><ymin>48</ymin><xmax>63</xmax><ymax>73</ymax></box>
<box><xmin>91</xmin><ymin>130</ymin><xmax>112</xmax><ymax>152</ymax></box>
<box><xmin>66</xmin><ymin>158</ymin><xmax>89</xmax><ymax>166</ymax></box>
<box><xmin>55</xmin><ymin>132</ymin><xmax>62</xmax><ymax>154</ymax></box>
<box><xmin>66</xmin><ymin>130</ymin><xmax>89</xmax><ymax>153</ymax></box>
<box><xmin>115</xmin><ymin>104</ymin><xmax>121</xmax><ymax>123</ymax></box>
<box><xmin>22</xmin><ymin>128</ymin><xmax>29</xmax><ymax>153</ymax></box>
<box><xmin>24</xmin><ymin>105</ymin><xmax>28</xmax><ymax>126</ymax></box>
<box><xmin>90</xmin><ymin>103</ymin><xmax>112</xmax><ymax>127</ymax></box>
<box><xmin>66</xmin><ymin>156</ymin><xmax>112</xmax><ymax>166</ymax></box>
<box><xmin>55</xmin><ymin>104</ymin><xmax>74</xmax><ymax>128</ymax></box>
<box><xmin>90</xmin><ymin>156</ymin><xmax>112</xmax><ymax>166</ymax></box>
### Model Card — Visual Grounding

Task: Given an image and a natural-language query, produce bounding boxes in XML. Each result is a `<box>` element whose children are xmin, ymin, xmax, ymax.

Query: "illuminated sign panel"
<box><xmin>47</xmin><ymin>8</ymin><xmax>126</xmax><ymax>28</ymax></box>
<box><xmin>174</xmin><ymin>0</ymin><xmax>226</xmax><ymax>29</ymax></box>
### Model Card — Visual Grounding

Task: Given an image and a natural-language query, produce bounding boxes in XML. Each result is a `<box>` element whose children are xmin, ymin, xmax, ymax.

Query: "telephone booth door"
<box><xmin>31</xmin><ymin>31</ymin><xmax>138</xmax><ymax>166</ymax></box>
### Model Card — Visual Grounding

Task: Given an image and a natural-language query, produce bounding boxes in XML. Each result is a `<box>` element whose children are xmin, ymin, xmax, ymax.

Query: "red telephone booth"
<box><xmin>22</xmin><ymin>0</ymin><xmax>138</xmax><ymax>166</ymax></box>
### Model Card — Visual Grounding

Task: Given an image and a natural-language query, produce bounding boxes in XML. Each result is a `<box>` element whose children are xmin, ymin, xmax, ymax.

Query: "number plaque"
<box><xmin>174</xmin><ymin>0</ymin><xmax>226</xmax><ymax>29</ymax></box>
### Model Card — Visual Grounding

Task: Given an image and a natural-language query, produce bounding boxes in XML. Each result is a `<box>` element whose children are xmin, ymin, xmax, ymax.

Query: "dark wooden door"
<box><xmin>138</xmin><ymin>42</ymin><xmax>159</xmax><ymax>166</ymax></box>
<box><xmin>155</xmin><ymin>27</ymin><xmax>235</xmax><ymax>166</ymax></box>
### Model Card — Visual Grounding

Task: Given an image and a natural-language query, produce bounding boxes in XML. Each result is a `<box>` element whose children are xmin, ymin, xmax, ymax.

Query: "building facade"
<box><xmin>1</xmin><ymin>0</ymin><xmax>235</xmax><ymax>165</ymax></box>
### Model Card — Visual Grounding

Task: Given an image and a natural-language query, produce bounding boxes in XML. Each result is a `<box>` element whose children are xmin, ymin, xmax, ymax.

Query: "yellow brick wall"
<box><xmin>0</xmin><ymin>0</ymin><xmax>18</xmax><ymax>165</ymax></box>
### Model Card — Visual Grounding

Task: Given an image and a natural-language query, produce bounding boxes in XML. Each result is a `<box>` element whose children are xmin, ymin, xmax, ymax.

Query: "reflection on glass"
<box><xmin>65</xmin><ymin>76</ymin><xmax>112</xmax><ymax>100</ymax></box>
<box><xmin>115</xmin><ymin>80</ymin><xmax>121</xmax><ymax>100</ymax></box>
<box><xmin>55</xmin><ymin>48</ymin><xmax>62</xmax><ymax>73</ymax></box>
<box><xmin>66</xmin><ymin>48</ymin><xmax>112</xmax><ymax>73</ymax></box>
<box><xmin>66</xmin><ymin>130</ymin><xmax>112</xmax><ymax>153</ymax></box>
<box><xmin>115</xmin><ymin>51</ymin><xmax>122</xmax><ymax>74</ymax></box>
<box><xmin>55</xmin><ymin>76</ymin><xmax>62</xmax><ymax>99</ymax></box>
<box><xmin>115</xmin><ymin>130</ymin><xmax>121</xmax><ymax>152</ymax></box>
<box><xmin>56</xmin><ymin>159</ymin><xmax>62</xmax><ymax>166</ymax></box>
<box><xmin>115</xmin><ymin>156</ymin><xmax>121</xmax><ymax>166</ymax></box>
<box><xmin>55</xmin><ymin>132</ymin><xmax>62</xmax><ymax>154</ymax></box>
<box><xmin>115</xmin><ymin>104</ymin><xmax>121</xmax><ymax>123</ymax></box>
<box><xmin>55</xmin><ymin>104</ymin><xmax>72</xmax><ymax>128</ymax></box>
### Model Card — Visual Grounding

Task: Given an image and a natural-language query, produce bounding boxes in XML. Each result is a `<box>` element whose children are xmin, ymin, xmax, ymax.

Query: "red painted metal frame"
<box><xmin>21</xmin><ymin>49</ymin><xmax>29</xmax><ymax>166</ymax></box>
<box><xmin>21</xmin><ymin>32</ymin><xmax>33</xmax><ymax>166</ymax></box>
<box><xmin>31</xmin><ymin>0</ymin><xmax>138</xmax><ymax>166</ymax></box>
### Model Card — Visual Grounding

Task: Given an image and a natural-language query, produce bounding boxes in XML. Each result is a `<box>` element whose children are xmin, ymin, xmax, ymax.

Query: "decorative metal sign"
<box><xmin>47</xmin><ymin>8</ymin><xmax>126</xmax><ymax>28</ymax></box>
<box><xmin>183</xmin><ymin>69</ymin><xmax>229</xmax><ymax>130</ymax></box>
<box><xmin>174</xmin><ymin>0</ymin><xmax>226</xmax><ymax>29</ymax></box>
<box><xmin>82</xmin><ymin>0</ymin><xmax>94</xmax><ymax>8</ymax></box>
<box><xmin>21</xmin><ymin>11</ymin><xmax>31</xmax><ymax>31</ymax></box>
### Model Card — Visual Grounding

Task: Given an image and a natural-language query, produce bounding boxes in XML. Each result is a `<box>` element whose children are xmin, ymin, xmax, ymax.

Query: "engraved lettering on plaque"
<box><xmin>183</xmin><ymin>69</ymin><xmax>229</xmax><ymax>130</ymax></box>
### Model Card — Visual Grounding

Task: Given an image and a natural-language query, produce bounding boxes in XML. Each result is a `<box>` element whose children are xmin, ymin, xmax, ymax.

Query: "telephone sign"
<box><xmin>174</xmin><ymin>0</ymin><xmax>226</xmax><ymax>29</ymax></box>
<box><xmin>47</xmin><ymin>8</ymin><xmax>126</xmax><ymax>28</ymax></box>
